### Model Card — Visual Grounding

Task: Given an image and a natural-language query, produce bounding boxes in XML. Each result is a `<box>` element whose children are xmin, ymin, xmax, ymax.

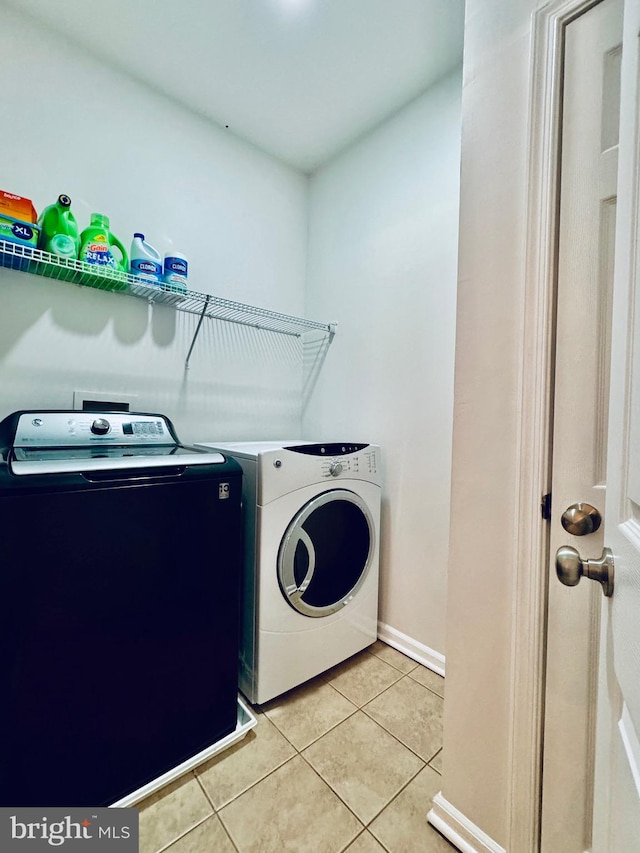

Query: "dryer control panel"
<box><xmin>284</xmin><ymin>442</ymin><xmax>368</xmax><ymax>456</ymax></box>
<box><xmin>194</xmin><ymin>441</ymin><xmax>381</xmax><ymax>506</ymax></box>
<box><xmin>284</xmin><ymin>442</ymin><xmax>379</xmax><ymax>479</ymax></box>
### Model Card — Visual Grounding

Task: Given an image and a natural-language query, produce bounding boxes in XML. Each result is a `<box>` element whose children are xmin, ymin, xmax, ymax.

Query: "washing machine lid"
<box><xmin>1</xmin><ymin>411</ymin><xmax>225</xmax><ymax>475</ymax></box>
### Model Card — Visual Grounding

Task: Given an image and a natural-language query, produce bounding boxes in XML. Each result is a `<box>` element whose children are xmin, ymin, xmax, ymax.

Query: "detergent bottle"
<box><xmin>130</xmin><ymin>233</ymin><xmax>162</xmax><ymax>283</ymax></box>
<box><xmin>79</xmin><ymin>213</ymin><xmax>128</xmax><ymax>273</ymax></box>
<box><xmin>37</xmin><ymin>194</ymin><xmax>80</xmax><ymax>259</ymax></box>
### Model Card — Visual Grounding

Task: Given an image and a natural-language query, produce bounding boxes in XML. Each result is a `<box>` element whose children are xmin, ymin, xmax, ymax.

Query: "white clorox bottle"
<box><xmin>130</xmin><ymin>233</ymin><xmax>162</xmax><ymax>283</ymax></box>
<box><xmin>163</xmin><ymin>250</ymin><xmax>188</xmax><ymax>292</ymax></box>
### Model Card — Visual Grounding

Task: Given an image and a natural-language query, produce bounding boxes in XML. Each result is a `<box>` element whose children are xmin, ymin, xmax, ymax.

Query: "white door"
<box><xmin>543</xmin><ymin>0</ymin><xmax>640</xmax><ymax>850</ymax></box>
<box><xmin>542</xmin><ymin>1</ymin><xmax>622</xmax><ymax>848</ymax></box>
<box><xmin>590</xmin><ymin>0</ymin><xmax>640</xmax><ymax>847</ymax></box>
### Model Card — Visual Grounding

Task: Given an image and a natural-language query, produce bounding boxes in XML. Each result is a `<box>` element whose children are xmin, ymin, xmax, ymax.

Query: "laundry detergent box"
<box><xmin>0</xmin><ymin>215</ymin><xmax>40</xmax><ymax>272</ymax></box>
<box><xmin>0</xmin><ymin>214</ymin><xmax>39</xmax><ymax>249</ymax></box>
<box><xmin>0</xmin><ymin>190</ymin><xmax>37</xmax><ymax>224</ymax></box>
<box><xmin>0</xmin><ymin>191</ymin><xmax>39</xmax><ymax>269</ymax></box>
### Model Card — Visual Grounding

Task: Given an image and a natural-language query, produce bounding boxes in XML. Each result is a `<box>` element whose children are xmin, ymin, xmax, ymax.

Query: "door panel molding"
<box><xmin>619</xmin><ymin>704</ymin><xmax>640</xmax><ymax>798</ymax></box>
<box><xmin>595</xmin><ymin>195</ymin><xmax>617</xmax><ymax>484</ymax></box>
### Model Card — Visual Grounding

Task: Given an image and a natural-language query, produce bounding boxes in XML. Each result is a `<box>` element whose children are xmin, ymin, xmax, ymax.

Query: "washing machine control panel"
<box><xmin>13</xmin><ymin>412</ymin><xmax>176</xmax><ymax>446</ymax></box>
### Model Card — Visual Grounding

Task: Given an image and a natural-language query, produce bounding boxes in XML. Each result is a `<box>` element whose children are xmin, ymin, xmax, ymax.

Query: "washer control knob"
<box><xmin>91</xmin><ymin>418</ymin><xmax>111</xmax><ymax>436</ymax></box>
<box><xmin>329</xmin><ymin>461</ymin><xmax>343</xmax><ymax>477</ymax></box>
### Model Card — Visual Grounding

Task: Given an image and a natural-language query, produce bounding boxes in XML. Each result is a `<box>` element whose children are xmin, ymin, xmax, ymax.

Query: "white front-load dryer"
<box><xmin>195</xmin><ymin>440</ymin><xmax>381</xmax><ymax>705</ymax></box>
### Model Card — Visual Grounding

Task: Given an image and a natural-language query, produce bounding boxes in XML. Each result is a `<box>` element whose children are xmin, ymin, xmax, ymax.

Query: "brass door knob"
<box><xmin>555</xmin><ymin>545</ymin><xmax>614</xmax><ymax>597</ymax></box>
<box><xmin>560</xmin><ymin>503</ymin><xmax>602</xmax><ymax>536</ymax></box>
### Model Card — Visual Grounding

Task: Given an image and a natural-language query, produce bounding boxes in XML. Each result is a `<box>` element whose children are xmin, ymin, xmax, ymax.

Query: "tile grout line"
<box><xmin>366</xmin><ymin>645</ymin><xmax>422</xmax><ymax>675</ymax></box>
<box><xmin>322</xmin><ymin>668</ymin><xmax>405</xmax><ymax>707</ymax></box>
<box><xmin>209</xmin><ymin>751</ymin><xmax>299</xmax><ymax>813</ymax></box>
<box><xmin>148</xmin><ymin>774</ymin><xmax>241</xmax><ymax>853</ymax></box>
<box><xmin>339</xmin><ymin>827</ymin><xmax>393</xmax><ymax>853</ymax></box>
<box><xmin>405</xmin><ymin>670</ymin><xmax>445</xmax><ymax>699</ymax></box>
<box><xmin>319</xmin><ymin>644</ymin><xmax>418</xmax><ymax>688</ymax></box>
<box><xmin>191</xmin><ymin>772</ymin><xmax>243</xmax><ymax>853</ymax></box>
<box><xmin>151</xmin><ymin>812</ymin><xmax>218</xmax><ymax>853</ymax></box>
<box><xmin>365</xmin><ymin>759</ymin><xmax>429</xmax><ymax>844</ymax></box>
<box><xmin>297</xmin><ymin>732</ymin><xmax>427</xmax><ymax>837</ymax></box>
<box><xmin>262</xmin><ymin>703</ymin><xmax>361</xmax><ymax>753</ymax></box>
<box><xmin>358</xmin><ymin>701</ymin><xmax>443</xmax><ymax>766</ymax></box>
<box><xmin>194</xmin><ymin>769</ymin><xmax>216</xmax><ymax>812</ymax></box>
<box><xmin>215</xmin><ymin>807</ymin><xmax>245</xmax><ymax>853</ymax></box>
<box><xmin>324</xmin><ymin>669</ymin><xmax>445</xmax><ymax>761</ymax></box>
<box><xmin>296</xmin><ymin>750</ymin><xmax>367</xmax><ymax>835</ymax></box>
<box><xmin>429</xmin><ymin>746</ymin><xmax>444</xmax><ymax>774</ymax></box>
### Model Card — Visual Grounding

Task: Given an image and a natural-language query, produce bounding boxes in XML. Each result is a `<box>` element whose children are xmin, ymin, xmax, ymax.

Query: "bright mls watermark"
<box><xmin>0</xmin><ymin>808</ymin><xmax>138</xmax><ymax>851</ymax></box>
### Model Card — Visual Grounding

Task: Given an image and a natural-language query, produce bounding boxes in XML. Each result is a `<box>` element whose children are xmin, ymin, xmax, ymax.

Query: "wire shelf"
<box><xmin>0</xmin><ymin>239</ymin><xmax>335</xmax><ymax>339</ymax></box>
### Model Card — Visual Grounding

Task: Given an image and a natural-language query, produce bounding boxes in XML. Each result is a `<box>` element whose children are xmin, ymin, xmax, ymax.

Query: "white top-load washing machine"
<box><xmin>196</xmin><ymin>440</ymin><xmax>381</xmax><ymax>705</ymax></box>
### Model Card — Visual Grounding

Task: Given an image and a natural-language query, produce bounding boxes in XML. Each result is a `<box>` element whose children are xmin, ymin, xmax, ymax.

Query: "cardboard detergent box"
<box><xmin>0</xmin><ymin>214</ymin><xmax>39</xmax><ymax>249</ymax></box>
<box><xmin>0</xmin><ymin>212</ymin><xmax>39</xmax><ymax>272</ymax></box>
<box><xmin>0</xmin><ymin>190</ymin><xmax>37</xmax><ymax>224</ymax></box>
<box><xmin>0</xmin><ymin>190</ymin><xmax>39</xmax><ymax>267</ymax></box>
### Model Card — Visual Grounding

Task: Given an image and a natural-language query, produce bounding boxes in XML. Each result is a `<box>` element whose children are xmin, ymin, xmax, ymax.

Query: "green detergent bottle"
<box><xmin>37</xmin><ymin>194</ymin><xmax>80</xmax><ymax>259</ymax></box>
<box><xmin>79</xmin><ymin>213</ymin><xmax>129</xmax><ymax>290</ymax></box>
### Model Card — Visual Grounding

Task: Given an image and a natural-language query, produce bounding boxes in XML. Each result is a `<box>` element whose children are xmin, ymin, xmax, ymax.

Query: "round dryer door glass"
<box><xmin>278</xmin><ymin>489</ymin><xmax>374</xmax><ymax>617</ymax></box>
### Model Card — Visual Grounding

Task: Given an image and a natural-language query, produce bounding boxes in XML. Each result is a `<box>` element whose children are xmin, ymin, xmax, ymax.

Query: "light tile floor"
<box><xmin>136</xmin><ymin>642</ymin><xmax>458</xmax><ymax>852</ymax></box>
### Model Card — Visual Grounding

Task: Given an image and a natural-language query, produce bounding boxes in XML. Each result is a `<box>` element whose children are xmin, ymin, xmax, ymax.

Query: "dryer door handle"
<box><xmin>282</xmin><ymin>528</ymin><xmax>316</xmax><ymax>602</ymax></box>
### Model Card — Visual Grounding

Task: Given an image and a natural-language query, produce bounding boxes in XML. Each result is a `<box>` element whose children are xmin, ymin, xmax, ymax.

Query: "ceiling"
<box><xmin>6</xmin><ymin>0</ymin><xmax>465</xmax><ymax>173</ymax></box>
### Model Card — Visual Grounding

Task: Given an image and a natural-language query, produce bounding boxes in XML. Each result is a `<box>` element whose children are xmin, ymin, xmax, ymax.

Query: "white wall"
<box><xmin>304</xmin><ymin>70</ymin><xmax>462</xmax><ymax>662</ymax></box>
<box><xmin>1</xmin><ymin>5</ymin><xmax>463</xmax><ymax>675</ymax></box>
<box><xmin>0</xmin><ymin>5</ymin><xmax>309</xmax><ymax>443</ymax></box>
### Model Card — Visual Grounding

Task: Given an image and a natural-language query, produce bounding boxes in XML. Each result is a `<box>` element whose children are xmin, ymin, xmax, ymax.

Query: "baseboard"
<box><xmin>428</xmin><ymin>792</ymin><xmax>507</xmax><ymax>853</ymax></box>
<box><xmin>377</xmin><ymin>622</ymin><xmax>445</xmax><ymax>676</ymax></box>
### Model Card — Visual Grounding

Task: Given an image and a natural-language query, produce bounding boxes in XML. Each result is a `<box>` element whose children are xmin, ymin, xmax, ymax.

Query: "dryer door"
<box><xmin>277</xmin><ymin>489</ymin><xmax>374</xmax><ymax>617</ymax></box>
